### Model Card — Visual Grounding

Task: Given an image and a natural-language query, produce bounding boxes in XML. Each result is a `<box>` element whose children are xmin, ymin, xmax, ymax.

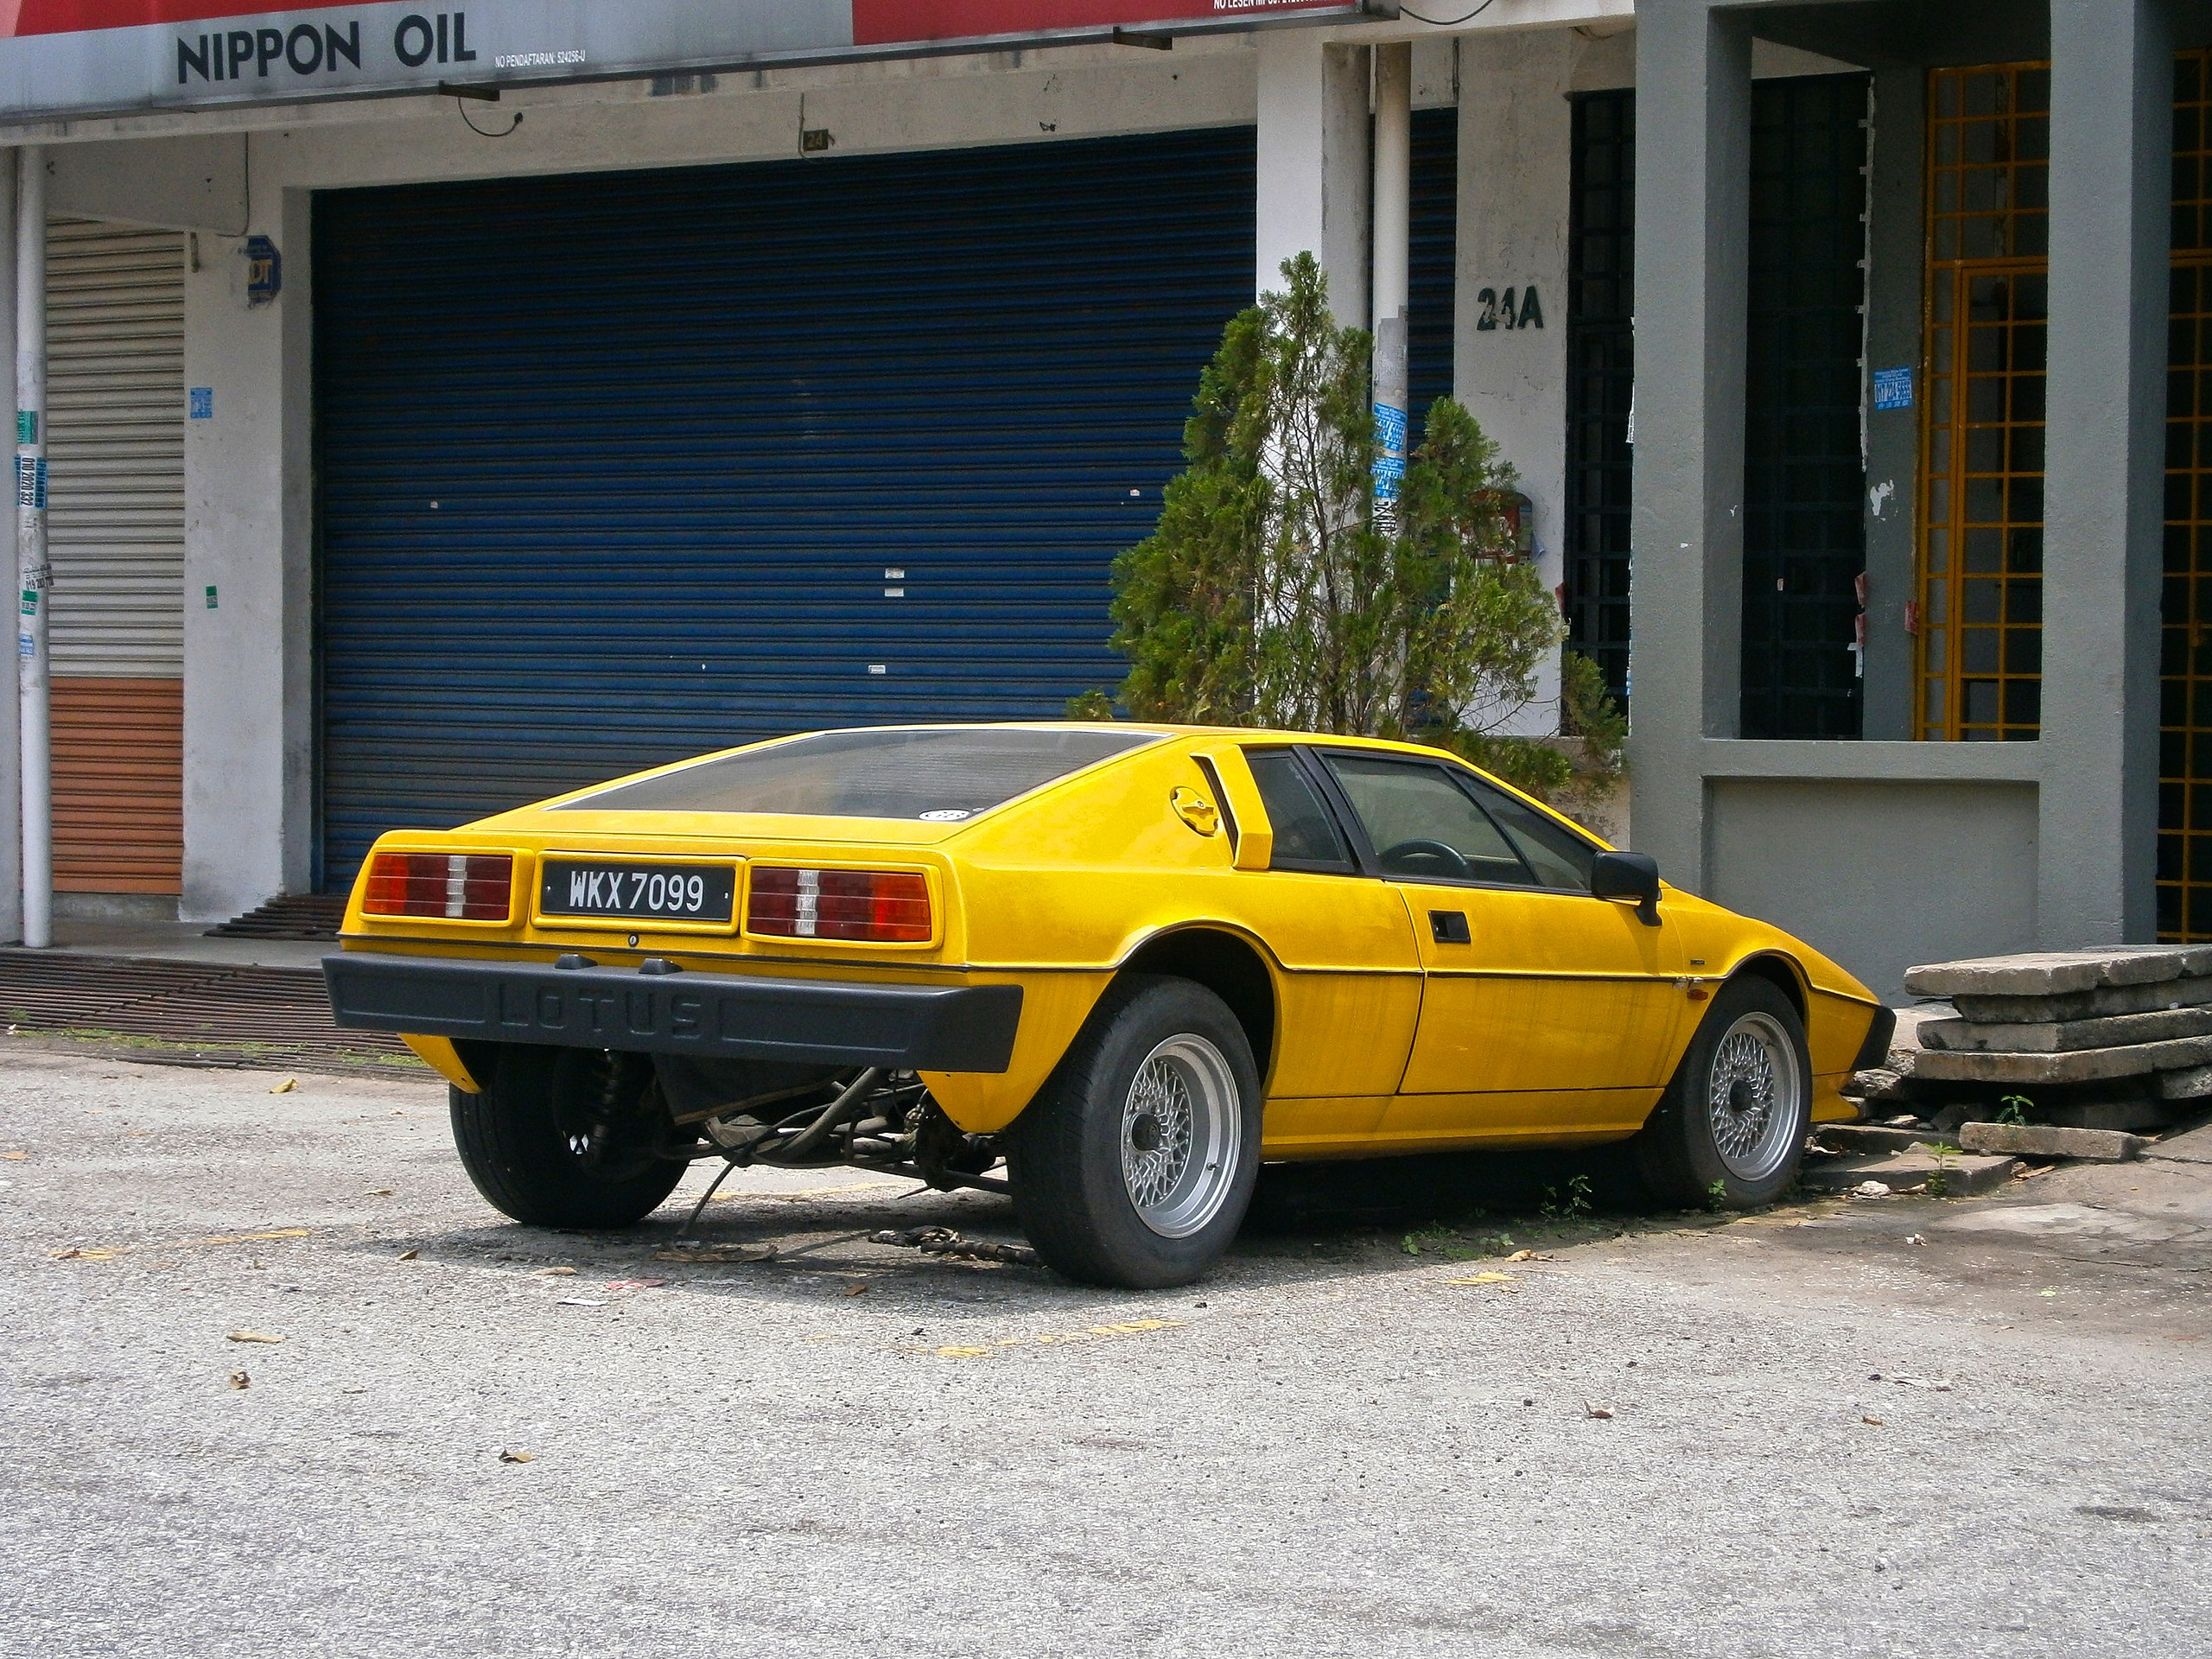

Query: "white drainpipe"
<box><xmin>0</xmin><ymin>151</ymin><xmax>16</xmax><ymax>946</ymax></box>
<box><xmin>16</xmin><ymin>145</ymin><xmax>48</xmax><ymax>948</ymax></box>
<box><xmin>1370</xmin><ymin>42</ymin><xmax>1412</xmax><ymax>534</ymax></box>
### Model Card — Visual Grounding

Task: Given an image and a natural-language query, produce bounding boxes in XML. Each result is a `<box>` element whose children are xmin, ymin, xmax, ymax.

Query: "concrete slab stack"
<box><xmin>1885</xmin><ymin>946</ymin><xmax>2212</xmax><ymax>1132</ymax></box>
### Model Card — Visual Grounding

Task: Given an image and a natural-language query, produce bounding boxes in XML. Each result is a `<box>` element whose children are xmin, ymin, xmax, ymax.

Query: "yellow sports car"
<box><xmin>324</xmin><ymin>723</ymin><xmax>1891</xmax><ymax>1287</ymax></box>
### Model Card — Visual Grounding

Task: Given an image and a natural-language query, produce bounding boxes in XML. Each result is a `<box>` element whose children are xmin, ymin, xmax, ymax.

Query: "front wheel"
<box><xmin>1632</xmin><ymin>976</ymin><xmax>1812</xmax><ymax>1209</ymax></box>
<box><xmin>449</xmin><ymin>1045</ymin><xmax>688</xmax><ymax>1229</ymax></box>
<box><xmin>1007</xmin><ymin>976</ymin><xmax>1262</xmax><ymax>1289</ymax></box>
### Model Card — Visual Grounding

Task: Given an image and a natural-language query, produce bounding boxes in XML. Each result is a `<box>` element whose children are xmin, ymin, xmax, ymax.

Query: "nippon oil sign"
<box><xmin>0</xmin><ymin>0</ymin><xmax>1350</xmax><ymax>123</ymax></box>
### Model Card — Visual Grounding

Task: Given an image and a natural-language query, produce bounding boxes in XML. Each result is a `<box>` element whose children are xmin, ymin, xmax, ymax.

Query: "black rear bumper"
<box><xmin>323</xmin><ymin>952</ymin><xmax>1023</xmax><ymax>1073</ymax></box>
<box><xmin>1849</xmin><ymin>1002</ymin><xmax>1898</xmax><ymax>1073</ymax></box>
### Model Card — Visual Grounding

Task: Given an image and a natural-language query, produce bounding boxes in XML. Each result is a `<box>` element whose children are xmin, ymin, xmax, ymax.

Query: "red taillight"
<box><xmin>362</xmin><ymin>852</ymin><xmax>513</xmax><ymax>921</ymax></box>
<box><xmin>747</xmin><ymin>868</ymin><xmax>931</xmax><ymax>943</ymax></box>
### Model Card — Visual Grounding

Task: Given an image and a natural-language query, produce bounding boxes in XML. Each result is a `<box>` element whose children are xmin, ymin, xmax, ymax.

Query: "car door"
<box><xmin>1309</xmin><ymin>749</ymin><xmax>1687</xmax><ymax>1142</ymax></box>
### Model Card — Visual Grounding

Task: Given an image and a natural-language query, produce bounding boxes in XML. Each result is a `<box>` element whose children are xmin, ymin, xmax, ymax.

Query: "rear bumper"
<box><xmin>322</xmin><ymin>952</ymin><xmax>1023</xmax><ymax>1073</ymax></box>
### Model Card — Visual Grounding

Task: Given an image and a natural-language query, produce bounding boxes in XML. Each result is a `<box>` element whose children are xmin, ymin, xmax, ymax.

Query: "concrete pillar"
<box><xmin>1254</xmin><ymin>29</ymin><xmax>1369</xmax><ymax>322</ymax></box>
<box><xmin>1626</xmin><ymin>0</ymin><xmax>1753</xmax><ymax>887</ymax></box>
<box><xmin>1371</xmin><ymin>41</ymin><xmax>1411</xmax><ymax>531</ymax></box>
<box><xmin>1860</xmin><ymin>66</ymin><xmax>1927</xmax><ymax>743</ymax></box>
<box><xmin>15</xmin><ymin>145</ymin><xmax>48</xmax><ymax>947</ymax></box>
<box><xmin>181</xmin><ymin>173</ymin><xmax>315</xmax><ymax>920</ymax></box>
<box><xmin>0</xmin><ymin>152</ymin><xmax>16</xmax><ymax>945</ymax></box>
<box><xmin>2038</xmin><ymin>0</ymin><xmax>2172</xmax><ymax>946</ymax></box>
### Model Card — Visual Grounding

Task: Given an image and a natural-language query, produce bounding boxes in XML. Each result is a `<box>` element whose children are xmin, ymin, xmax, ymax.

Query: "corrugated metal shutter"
<box><xmin>46</xmin><ymin>217</ymin><xmax>187</xmax><ymax>895</ymax></box>
<box><xmin>47</xmin><ymin>219</ymin><xmax>186</xmax><ymax>677</ymax></box>
<box><xmin>314</xmin><ymin>127</ymin><xmax>1255</xmax><ymax>882</ymax></box>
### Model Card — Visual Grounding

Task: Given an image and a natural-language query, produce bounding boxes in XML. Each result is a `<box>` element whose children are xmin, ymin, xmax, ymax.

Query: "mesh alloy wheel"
<box><xmin>1705</xmin><ymin>1009</ymin><xmax>1805</xmax><ymax>1184</ymax></box>
<box><xmin>1120</xmin><ymin>1034</ymin><xmax>1243</xmax><ymax>1239</ymax></box>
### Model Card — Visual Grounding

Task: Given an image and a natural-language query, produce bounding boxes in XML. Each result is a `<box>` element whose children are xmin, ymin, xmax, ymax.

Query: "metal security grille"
<box><xmin>314</xmin><ymin>129</ymin><xmax>1255</xmax><ymax>883</ymax></box>
<box><xmin>1565</xmin><ymin>89</ymin><xmax>1635</xmax><ymax>704</ymax></box>
<box><xmin>1739</xmin><ymin>74</ymin><xmax>1871</xmax><ymax>740</ymax></box>
<box><xmin>2161</xmin><ymin>49</ymin><xmax>2212</xmax><ymax>938</ymax></box>
<box><xmin>1916</xmin><ymin>63</ymin><xmax>2050</xmax><ymax>742</ymax></box>
<box><xmin>1409</xmin><ymin>104</ymin><xmax>1459</xmax><ymax>442</ymax></box>
<box><xmin>44</xmin><ymin>217</ymin><xmax>188</xmax><ymax>895</ymax></box>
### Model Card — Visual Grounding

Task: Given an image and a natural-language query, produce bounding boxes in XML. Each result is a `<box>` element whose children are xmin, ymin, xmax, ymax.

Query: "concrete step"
<box><xmin>1905</xmin><ymin>946</ymin><xmax>2212</xmax><ymax>1000</ymax></box>
<box><xmin>1956</xmin><ymin>1122</ymin><xmax>2145</xmax><ymax>1161</ymax></box>
<box><xmin>1917</xmin><ymin>1005</ymin><xmax>2212</xmax><ymax>1053</ymax></box>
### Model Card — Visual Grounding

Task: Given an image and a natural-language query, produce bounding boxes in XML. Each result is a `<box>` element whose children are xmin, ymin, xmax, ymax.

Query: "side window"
<box><xmin>1460</xmin><ymin>775</ymin><xmax>1600</xmax><ymax>892</ymax></box>
<box><xmin>1321</xmin><ymin>754</ymin><xmax>1536</xmax><ymax>885</ymax></box>
<box><xmin>1244</xmin><ymin>750</ymin><xmax>1353</xmax><ymax>870</ymax></box>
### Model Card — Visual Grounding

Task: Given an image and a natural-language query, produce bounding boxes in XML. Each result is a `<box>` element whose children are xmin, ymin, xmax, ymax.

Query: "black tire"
<box><xmin>1007</xmin><ymin>976</ymin><xmax>1262</xmax><ymax>1290</ymax></box>
<box><xmin>449</xmin><ymin>1045</ymin><xmax>688</xmax><ymax>1229</ymax></box>
<box><xmin>1633</xmin><ymin>975</ymin><xmax>1812</xmax><ymax>1210</ymax></box>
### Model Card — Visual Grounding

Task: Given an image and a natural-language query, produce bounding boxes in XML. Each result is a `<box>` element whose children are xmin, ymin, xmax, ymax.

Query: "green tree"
<box><xmin>1074</xmin><ymin>253</ymin><xmax>1622</xmax><ymax>808</ymax></box>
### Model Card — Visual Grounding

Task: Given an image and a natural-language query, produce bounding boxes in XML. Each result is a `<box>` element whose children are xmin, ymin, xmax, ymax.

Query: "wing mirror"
<box><xmin>1592</xmin><ymin>851</ymin><xmax>1662</xmax><ymax>925</ymax></box>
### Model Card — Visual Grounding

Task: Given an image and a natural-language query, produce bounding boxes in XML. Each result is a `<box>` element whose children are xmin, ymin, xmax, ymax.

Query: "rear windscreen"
<box><xmin>553</xmin><ymin>727</ymin><xmax>1163</xmax><ymax>820</ymax></box>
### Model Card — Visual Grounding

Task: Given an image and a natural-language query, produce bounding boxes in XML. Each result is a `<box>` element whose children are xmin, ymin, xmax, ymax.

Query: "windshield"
<box><xmin>553</xmin><ymin>727</ymin><xmax>1163</xmax><ymax>820</ymax></box>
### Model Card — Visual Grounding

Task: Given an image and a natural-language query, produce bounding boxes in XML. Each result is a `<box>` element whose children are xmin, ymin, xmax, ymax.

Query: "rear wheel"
<box><xmin>1633</xmin><ymin>976</ymin><xmax>1811</xmax><ymax>1209</ymax></box>
<box><xmin>449</xmin><ymin>1045</ymin><xmax>688</xmax><ymax>1229</ymax></box>
<box><xmin>1007</xmin><ymin>976</ymin><xmax>1262</xmax><ymax>1289</ymax></box>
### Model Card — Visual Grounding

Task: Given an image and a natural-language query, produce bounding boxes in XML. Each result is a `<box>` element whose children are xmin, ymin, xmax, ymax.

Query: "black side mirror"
<box><xmin>1592</xmin><ymin>851</ymin><xmax>1662</xmax><ymax>926</ymax></box>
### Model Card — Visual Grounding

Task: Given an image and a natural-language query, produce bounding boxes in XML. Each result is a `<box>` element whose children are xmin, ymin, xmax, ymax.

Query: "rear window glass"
<box><xmin>556</xmin><ymin>727</ymin><xmax>1162</xmax><ymax>819</ymax></box>
<box><xmin>1244</xmin><ymin>750</ymin><xmax>1353</xmax><ymax>869</ymax></box>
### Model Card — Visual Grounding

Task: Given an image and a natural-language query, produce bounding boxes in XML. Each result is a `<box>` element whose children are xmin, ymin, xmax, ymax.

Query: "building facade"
<box><xmin>0</xmin><ymin>0</ymin><xmax>2192</xmax><ymax>1000</ymax></box>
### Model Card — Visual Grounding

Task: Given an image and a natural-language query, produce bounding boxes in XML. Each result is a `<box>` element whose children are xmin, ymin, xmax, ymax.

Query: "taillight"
<box><xmin>362</xmin><ymin>852</ymin><xmax>513</xmax><ymax>921</ymax></box>
<box><xmin>747</xmin><ymin>868</ymin><xmax>931</xmax><ymax>943</ymax></box>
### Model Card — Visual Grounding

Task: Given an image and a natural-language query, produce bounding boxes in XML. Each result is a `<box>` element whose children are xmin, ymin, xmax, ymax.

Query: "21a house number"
<box><xmin>1475</xmin><ymin>285</ymin><xmax>1544</xmax><ymax>331</ymax></box>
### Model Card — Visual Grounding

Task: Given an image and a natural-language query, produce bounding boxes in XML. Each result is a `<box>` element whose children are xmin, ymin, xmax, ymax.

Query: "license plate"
<box><xmin>538</xmin><ymin>860</ymin><xmax>736</xmax><ymax>925</ymax></box>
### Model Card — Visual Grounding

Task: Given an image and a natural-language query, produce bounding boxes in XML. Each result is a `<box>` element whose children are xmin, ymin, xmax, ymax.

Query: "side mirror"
<box><xmin>1592</xmin><ymin>851</ymin><xmax>1662</xmax><ymax>926</ymax></box>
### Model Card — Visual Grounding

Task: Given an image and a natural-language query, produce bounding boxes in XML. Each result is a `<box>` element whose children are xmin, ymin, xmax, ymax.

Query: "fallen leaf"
<box><xmin>556</xmin><ymin>1297</ymin><xmax>607</xmax><ymax>1308</ymax></box>
<box><xmin>1861</xmin><ymin>1414</ymin><xmax>1885</xmax><ymax>1426</ymax></box>
<box><xmin>1584</xmin><ymin>1402</ymin><xmax>1615</xmax><ymax>1420</ymax></box>
<box><xmin>536</xmin><ymin>1266</ymin><xmax>576</xmax><ymax>1276</ymax></box>
<box><xmin>2</xmin><ymin>1150</ymin><xmax>26</xmax><ymax>1160</ymax></box>
<box><xmin>842</xmin><ymin>1281</ymin><xmax>870</xmax><ymax>1296</ymax></box>
<box><xmin>2039</xmin><ymin>1288</ymin><xmax>2060</xmax><ymax>1297</ymax></box>
<box><xmin>364</xmin><ymin>1189</ymin><xmax>394</xmax><ymax>1198</ymax></box>
<box><xmin>1446</xmin><ymin>1272</ymin><xmax>1516</xmax><ymax>1286</ymax></box>
<box><xmin>937</xmin><ymin>1345</ymin><xmax>990</xmax><ymax>1358</ymax></box>
<box><xmin>396</xmin><ymin>1249</ymin><xmax>419</xmax><ymax>1262</ymax></box>
<box><xmin>341</xmin><ymin>1386</ymin><xmax>368</xmax><ymax>1395</ymax></box>
<box><xmin>499</xmin><ymin>1449</ymin><xmax>533</xmax><ymax>1464</ymax></box>
<box><xmin>1903</xmin><ymin>1235</ymin><xmax>1925</xmax><ymax>1246</ymax></box>
<box><xmin>49</xmin><ymin>1246</ymin><xmax>118</xmax><ymax>1262</ymax></box>
<box><xmin>1504</xmin><ymin>1249</ymin><xmax>1554</xmax><ymax>1263</ymax></box>
<box><xmin>227</xmin><ymin>1370</ymin><xmax>251</xmax><ymax>1389</ymax></box>
<box><xmin>227</xmin><ymin>1331</ymin><xmax>283</xmax><ymax>1344</ymax></box>
<box><xmin>269</xmin><ymin>1078</ymin><xmax>296</xmax><ymax>1095</ymax></box>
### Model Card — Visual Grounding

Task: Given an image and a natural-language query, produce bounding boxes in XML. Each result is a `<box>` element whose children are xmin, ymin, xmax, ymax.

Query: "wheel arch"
<box><xmin>1115</xmin><ymin>925</ymin><xmax>1279</xmax><ymax>1085</ymax></box>
<box><xmin>1725</xmin><ymin>951</ymin><xmax>1809</xmax><ymax>1025</ymax></box>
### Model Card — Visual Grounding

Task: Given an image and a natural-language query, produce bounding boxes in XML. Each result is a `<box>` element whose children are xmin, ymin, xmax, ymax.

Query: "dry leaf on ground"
<box><xmin>269</xmin><ymin>1079</ymin><xmax>296</xmax><ymax>1095</ymax></box>
<box><xmin>499</xmin><ymin>1449</ymin><xmax>533</xmax><ymax>1464</ymax></box>
<box><xmin>1584</xmin><ymin>1402</ymin><xmax>1615</xmax><ymax>1420</ymax></box>
<box><xmin>227</xmin><ymin>1331</ymin><xmax>283</xmax><ymax>1344</ymax></box>
<box><xmin>396</xmin><ymin>1249</ymin><xmax>419</xmax><ymax>1261</ymax></box>
<box><xmin>228</xmin><ymin>1370</ymin><xmax>251</xmax><ymax>1389</ymax></box>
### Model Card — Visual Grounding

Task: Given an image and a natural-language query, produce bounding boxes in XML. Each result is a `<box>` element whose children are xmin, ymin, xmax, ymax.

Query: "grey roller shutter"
<box><xmin>46</xmin><ymin>217</ymin><xmax>187</xmax><ymax>677</ymax></box>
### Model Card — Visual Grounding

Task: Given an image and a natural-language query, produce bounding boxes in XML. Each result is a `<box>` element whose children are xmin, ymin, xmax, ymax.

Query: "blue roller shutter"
<box><xmin>313</xmin><ymin>127</ymin><xmax>1255</xmax><ymax>883</ymax></box>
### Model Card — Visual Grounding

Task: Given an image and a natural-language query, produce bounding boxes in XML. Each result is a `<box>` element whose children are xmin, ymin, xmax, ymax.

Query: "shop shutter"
<box><xmin>313</xmin><ymin>128</ymin><xmax>1255</xmax><ymax>883</ymax></box>
<box><xmin>45</xmin><ymin>218</ymin><xmax>187</xmax><ymax>894</ymax></box>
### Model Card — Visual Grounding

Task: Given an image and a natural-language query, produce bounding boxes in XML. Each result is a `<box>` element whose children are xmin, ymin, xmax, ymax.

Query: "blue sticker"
<box><xmin>16</xmin><ymin>455</ymin><xmax>44</xmax><ymax>510</ymax></box>
<box><xmin>1872</xmin><ymin>367</ymin><xmax>1914</xmax><ymax>411</ymax></box>
<box><xmin>189</xmin><ymin>387</ymin><xmax>213</xmax><ymax>419</ymax></box>
<box><xmin>1372</xmin><ymin>403</ymin><xmax>1408</xmax><ymax>453</ymax></box>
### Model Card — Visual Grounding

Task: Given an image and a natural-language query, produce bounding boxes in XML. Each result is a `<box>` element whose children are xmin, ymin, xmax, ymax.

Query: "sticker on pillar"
<box><xmin>15</xmin><ymin>410</ymin><xmax>33</xmax><ymax>444</ymax></box>
<box><xmin>245</xmin><ymin>236</ymin><xmax>282</xmax><ymax>307</ymax></box>
<box><xmin>16</xmin><ymin>455</ymin><xmax>44</xmax><ymax>510</ymax></box>
<box><xmin>206</xmin><ymin>585</ymin><xmax>219</xmax><ymax>610</ymax></box>
<box><xmin>1872</xmin><ymin>367</ymin><xmax>1914</xmax><ymax>411</ymax></box>
<box><xmin>189</xmin><ymin>388</ymin><xmax>213</xmax><ymax>420</ymax></box>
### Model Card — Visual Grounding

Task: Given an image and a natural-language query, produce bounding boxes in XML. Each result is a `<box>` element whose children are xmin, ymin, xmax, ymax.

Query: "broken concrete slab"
<box><xmin>1957</xmin><ymin>1122</ymin><xmax>2145</xmax><ymax>1161</ymax></box>
<box><xmin>1916</xmin><ymin>1005</ymin><xmax>2212</xmax><ymax>1054</ymax></box>
<box><xmin>1815</xmin><ymin>1123</ymin><xmax>1939</xmax><ymax>1154</ymax></box>
<box><xmin>1949</xmin><ymin>976</ymin><xmax>2212</xmax><ymax>1025</ymax></box>
<box><xmin>1912</xmin><ymin>1035</ymin><xmax>2212</xmax><ymax>1085</ymax></box>
<box><xmin>1797</xmin><ymin>1149</ymin><xmax>2021</xmax><ymax>1196</ymax></box>
<box><xmin>2039</xmin><ymin>1096</ymin><xmax>2181</xmax><ymax>1133</ymax></box>
<box><xmin>1904</xmin><ymin>945</ymin><xmax>2212</xmax><ymax>1000</ymax></box>
<box><xmin>2158</xmin><ymin>1064</ymin><xmax>2212</xmax><ymax>1101</ymax></box>
<box><xmin>2145</xmin><ymin>1120</ymin><xmax>2212</xmax><ymax>1166</ymax></box>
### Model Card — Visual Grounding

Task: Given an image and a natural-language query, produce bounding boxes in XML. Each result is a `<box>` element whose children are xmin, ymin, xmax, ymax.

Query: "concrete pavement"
<box><xmin>3</xmin><ymin>1049</ymin><xmax>2208</xmax><ymax>1658</ymax></box>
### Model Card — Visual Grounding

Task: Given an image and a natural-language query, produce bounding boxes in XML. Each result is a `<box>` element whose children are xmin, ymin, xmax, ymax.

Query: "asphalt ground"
<box><xmin>3</xmin><ymin>1046</ymin><xmax>2209</xmax><ymax>1659</ymax></box>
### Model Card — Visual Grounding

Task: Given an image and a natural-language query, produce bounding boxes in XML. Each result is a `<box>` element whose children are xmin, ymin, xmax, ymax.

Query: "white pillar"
<box><xmin>14</xmin><ymin>145</ymin><xmax>47</xmax><ymax>948</ymax></box>
<box><xmin>1371</xmin><ymin>41</ymin><xmax>1412</xmax><ymax>531</ymax></box>
<box><xmin>0</xmin><ymin>151</ymin><xmax>16</xmax><ymax>946</ymax></box>
<box><xmin>1254</xmin><ymin>29</ymin><xmax>1369</xmax><ymax>322</ymax></box>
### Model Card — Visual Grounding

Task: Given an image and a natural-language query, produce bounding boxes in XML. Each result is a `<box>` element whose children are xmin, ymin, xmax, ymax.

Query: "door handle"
<box><xmin>1429</xmin><ymin>910</ymin><xmax>1470</xmax><ymax>944</ymax></box>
